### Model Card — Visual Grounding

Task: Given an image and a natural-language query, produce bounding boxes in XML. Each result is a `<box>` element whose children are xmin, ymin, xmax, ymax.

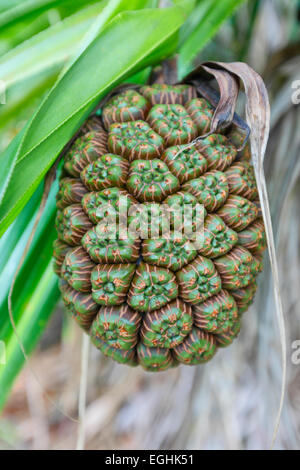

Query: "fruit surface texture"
<box><xmin>54</xmin><ymin>83</ymin><xmax>266</xmax><ymax>371</ymax></box>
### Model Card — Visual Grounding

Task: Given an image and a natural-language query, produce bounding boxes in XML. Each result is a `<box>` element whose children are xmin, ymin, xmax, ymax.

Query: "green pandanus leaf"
<box><xmin>0</xmin><ymin>183</ymin><xmax>60</xmax><ymax>410</ymax></box>
<box><xmin>178</xmin><ymin>0</ymin><xmax>247</xmax><ymax>76</ymax></box>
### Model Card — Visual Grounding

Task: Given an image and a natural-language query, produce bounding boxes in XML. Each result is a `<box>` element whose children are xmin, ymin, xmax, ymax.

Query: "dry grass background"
<box><xmin>0</xmin><ymin>0</ymin><xmax>299</xmax><ymax>450</ymax></box>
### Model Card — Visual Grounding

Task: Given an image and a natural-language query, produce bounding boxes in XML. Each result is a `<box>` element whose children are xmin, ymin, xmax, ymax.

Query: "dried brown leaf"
<box><xmin>183</xmin><ymin>64</ymin><xmax>250</xmax><ymax>148</ymax></box>
<box><xmin>201</xmin><ymin>64</ymin><xmax>239</xmax><ymax>133</ymax></box>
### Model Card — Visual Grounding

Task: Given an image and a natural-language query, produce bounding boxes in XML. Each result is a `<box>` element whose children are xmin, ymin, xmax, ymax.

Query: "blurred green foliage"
<box><xmin>3</xmin><ymin>0</ymin><xmax>297</xmax><ymax>410</ymax></box>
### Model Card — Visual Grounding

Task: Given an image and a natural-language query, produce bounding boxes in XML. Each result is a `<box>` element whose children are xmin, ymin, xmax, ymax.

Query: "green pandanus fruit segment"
<box><xmin>53</xmin><ymin>239</ymin><xmax>70</xmax><ymax>275</ymax></box>
<box><xmin>227</xmin><ymin>128</ymin><xmax>251</xmax><ymax>162</ymax></box>
<box><xmin>56</xmin><ymin>178</ymin><xmax>88</xmax><ymax>209</ymax></box>
<box><xmin>238</xmin><ymin>218</ymin><xmax>267</xmax><ymax>254</ymax></box>
<box><xmin>193</xmin><ymin>290</ymin><xmax>239</xmax><ymax>334</ymax></box>
<box><xmin>82</xmin><ymin>187</ymin><xmax>135</xmax><ymax>225</ymax></box>
<box><xmin>165</xmin><ymin>191</ymin><xmax>206</xmax><ymax>236</ymax></box>
<box><xmin>61</xmin><ymin>247</ymin><xmax>95</xmax><ymax>293</ymax></box>
<box><xmin>196</xmin><ymin>134</ymin><xmax>237</xmax><ymax>171</ymax></box>
<box><xmin>82</xmin><ymin>225</ymin><xmax>140</xmax><ymax>264</ymax></box>
<box><xmin>217</xmin><ymin>195</ymin><xmax>258</xmax><ymax>232</ymax></box>
<box><xmin>129</xmin><ymin>203</ymin><xmax>171</xmax><ymax>239</ymax></box>
<box><xmin>182</xmin><ymin>170</ymin><xmax>229</xmax><ymax>211</ymax></box>
<box><xmin>231</xmin><ymin>282</ymin><xmax>257</xmax><ymax>314</ymax></box>
<box><xmin>173</xmin><ymin>328</ymin><xmax>217</xmax><ymax>365</ymax></box>
<box><xmin>90</xmin><ymin>305</ymin><xmax>141</xmax><ymax>350</ymax></box>
<box><xmin>55</xmin><ymin>209</ymin><xmax>64</xmax><ymax>239</ymax></box>
<box><xmin>108</xmin><ymin>120</ymin><xmax>164</xmax><ymax>161</ymax></box>
<box><xmin>185</xmin><ymin>98</ymin><xmax>214</xmax><ymax>135</ymax></box>
<box><xmin>254</xmin><ymin>253</ymin><xmax>264</xmax><ymax>273</ymax></box>
<box><xmin>102</xmin><ymin>89</ymin><xmax>150</xmax><ymax>129</ymax></box>
<box><xmin>128</xmin><ymin>263</ymin><xmax>178</xmax><ymax>312</ymax></box>
<box><xmin>176</xmin><ymin>256</ymin><xmax>222</xmax><ymax>305</ymax></box>
<box><xmin>253</xmin><ymin>198</ymin><xmax>263</xmax><ymax>218</ymax></box>
<box><xmin>91</xmin><ymin>336</ymin><xmax>138</xmax><ymax>366</ymax></box>
<box><xmin>216</xmin><ymin>320</ymin><xmax>241</xmax><ymax>347</ymax></box>
<box><xmin>142</xmin><ymin>234</ymin><xmax>197</xmax><ymax>272</ymax></box>
<box><xmin>140</xmin><ymin>84</ymin><xmax>196</xmax><ymax>105</ymax></box>
<box><xmin>91</xmin><ymin>263</ymin><xmax>135</xmax><ymax>306</ymax></box>
<box><xmin>161</xmin><ymin>145</ymin><xmax>207</xmax><ymax>184</ymax></box>
<box><xmin>137</xmin><ymin>343</ymin><xmax>174</xmax><ymax>372</ymax></box>
<box><xmin>198</xmin><ymin>214</ymin><xmax>238</xmax><ymax>258</ymax></box>
<box><xmin>147</xmin><ymin>104</ymin><xmax>198</xmax><ymax>146</ymax></box>
<box><xmin>59</xmin><ymin>279</ymin><xmax>98</xmax><ymax>331</ymax></box>
<box><xmin>127</xmin><ymin>159</ymin><xmax>180</xmax><ymax>202</ymax></box>
<box><xmin>64</xmin><ymin>129</ymin><xmax>108</xmax><ymax>177</ymax></box>
<box><xmin>225</xmin><ymin>161</ymin><xmax>258</xmax><ymax>200</ymax></box>
<box><xmin>141</xmin><ymin>299</ymin><xmax>193</xmax><ymax>348</ymax></box>
<box><xmin>214</xmin><ymin>246</ymin><xmax>261</xmax><ymax>290</ymax></box>
<box><xmin>59</xmin><ymin>204</ymin><xmax>93</xmax><ymax>246</ymax></box>
<box><xmin>53</xmin><ymin>82</ymin><xmax>267</xmax><ymax>371</ymax></box>
<box><xmin>81</xmin><ymin>154</ymin><xmax>129</xmax><ymax>191</ymax></box>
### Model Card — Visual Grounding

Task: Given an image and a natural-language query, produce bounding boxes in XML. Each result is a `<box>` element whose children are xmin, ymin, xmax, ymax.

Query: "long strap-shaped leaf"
<box><xmin>0</xmin><ymin>0</ymin><xmax>97</xmax><ymax>29</ymax></box>
<box><xmin>204</xmin><ymin>61</ymin><xmax>286</xmax><ymax>448</ymax></box>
